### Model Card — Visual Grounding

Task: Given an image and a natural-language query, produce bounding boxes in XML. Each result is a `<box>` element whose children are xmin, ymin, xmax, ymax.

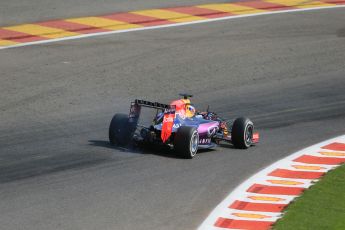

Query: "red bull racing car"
<box><xmin>109</xmin><ymin>94</ymin><xmax>259</xmax><ymax>159</ymax></box>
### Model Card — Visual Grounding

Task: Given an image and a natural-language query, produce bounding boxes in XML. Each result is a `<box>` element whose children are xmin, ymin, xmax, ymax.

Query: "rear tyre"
<box><xmin>231</xmin><ymin>117</ymin><xmax>254</xmax><ymax>149</ymax></box>
<box><xmin>109</xmin><ymin>113</ymin><xmax>134</xmax><ymax>146</ymax></box>
<box><xmin>174</xmin><ymin>126</ymin><xmax>199</xmax><ymax>159</ymax></box>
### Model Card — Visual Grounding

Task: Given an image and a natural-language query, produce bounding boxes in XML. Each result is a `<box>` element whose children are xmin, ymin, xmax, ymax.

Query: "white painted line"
<box><xmin>1</xmin><ymin>5</ymin><xmax>345</xmax><ymax>50</ymax></box>
<box><xmin>198</xmin><ymin>134</ymin><xmax>345</xmax><ymax>230</ymax></box>
<box><xmin>206</xmin><ymin>226</ymin><xmax>237</xmax><ymax>230</ymax></box>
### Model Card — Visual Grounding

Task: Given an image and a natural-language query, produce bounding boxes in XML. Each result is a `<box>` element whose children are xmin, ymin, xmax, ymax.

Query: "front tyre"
<box><xmin>174</xmin><ymin>126</ymin><xmax>199</xmax><ymax>159</ymax></box>
<box><xmin>109</xmin><ymin>113</ymin><xmax>134</xmax><ymax>146</ymax></box>
<box><xmin>231</xmin><ymin>117</ymin><xmax>254</xmax><ymax>149</ymax></box>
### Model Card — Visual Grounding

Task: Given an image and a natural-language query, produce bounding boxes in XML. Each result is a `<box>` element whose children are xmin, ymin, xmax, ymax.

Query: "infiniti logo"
<box><xmin>207</xmin><ymin>125</ymin><xmax>219</xmax><ymax>137</ymax></box>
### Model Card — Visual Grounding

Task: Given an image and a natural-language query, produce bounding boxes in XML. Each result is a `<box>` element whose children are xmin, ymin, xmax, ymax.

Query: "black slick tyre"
<box><xmin>174</xmin><ymin>126</ymin><xmax>199</xmax><ymax>159</ymax></box>
<box><xmin>109</xmin><ymin>113</ymin><xmax>134</xmax><ymax>146</ymax></box>
<box><xmin>231</xmin><ymin>117</ymin><xmax>254</xmax><ymax>149</ymax></box>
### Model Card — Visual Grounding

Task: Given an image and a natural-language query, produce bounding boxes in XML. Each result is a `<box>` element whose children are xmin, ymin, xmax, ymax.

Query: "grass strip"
<box><xmin>274</xmin><ymin>163</ymin><xmax>345</xmax><ymax>230</ymax></box>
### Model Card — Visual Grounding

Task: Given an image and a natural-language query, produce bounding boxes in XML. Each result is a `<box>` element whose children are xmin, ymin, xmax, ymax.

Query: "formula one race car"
<box><xmin>109</xmin><ymin>94</ymin><xmax>259</xmax><ymax>158</ymax></box>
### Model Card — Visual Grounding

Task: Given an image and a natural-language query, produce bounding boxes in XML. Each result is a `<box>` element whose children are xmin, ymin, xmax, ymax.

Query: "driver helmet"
<box><xmin>185</xmin><ymin>104</ymin><xmax>196</xmax><ymax>118</ymax></box>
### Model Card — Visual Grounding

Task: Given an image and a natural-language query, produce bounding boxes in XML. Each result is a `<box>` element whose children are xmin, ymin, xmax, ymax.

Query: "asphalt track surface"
<box><xmin>1</xmin><ymin>7</ymin><xmax>345</xmax><ymax>230</ymax></box>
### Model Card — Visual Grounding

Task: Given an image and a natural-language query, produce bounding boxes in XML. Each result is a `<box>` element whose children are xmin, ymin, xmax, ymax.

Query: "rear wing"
<box><xmin>128</xmin><ymin>99</ymin><xmax>175</xmax><ymax>124</ymax></box>
<box><xmin>134</xmin><ymin>99</ymin><xmax>171</xmax><ymax>110</ymax></box>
